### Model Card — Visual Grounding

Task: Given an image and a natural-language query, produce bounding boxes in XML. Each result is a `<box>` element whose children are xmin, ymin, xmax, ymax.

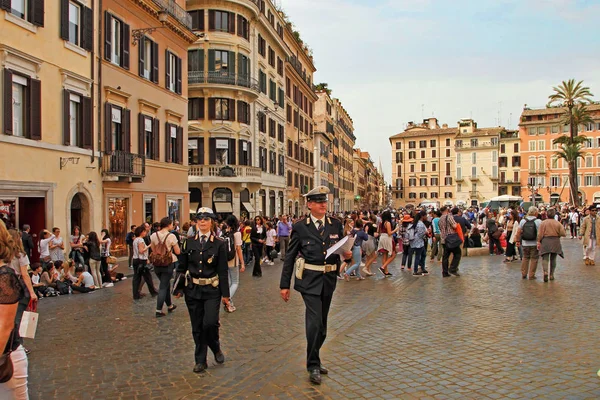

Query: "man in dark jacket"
<box><xmin>280</xmin><ymin>186</ymin><xmax>351</xmax><ymax>385</ymax></box>
<box><xmin>21</xmin><ymin>224</ymin><xmax>34</xmax><ymax>259</ymax></box>
<box><xmin>453</xmin><ymin>208</ymin><xmax>472</xmax><ymax>254</ymax></box>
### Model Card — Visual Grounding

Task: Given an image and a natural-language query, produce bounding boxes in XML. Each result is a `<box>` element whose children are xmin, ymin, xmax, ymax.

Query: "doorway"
<box><xmin>18</xmin><ymin>197</ymin><xmax>46</xmax><ymax>263</ymax></box>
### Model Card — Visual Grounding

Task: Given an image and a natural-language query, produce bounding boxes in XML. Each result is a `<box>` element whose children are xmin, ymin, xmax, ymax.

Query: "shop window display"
<box><xmin>108</xmin><ymin>197</ymin><xmax>128</xmax><ymax>257</ymax></box>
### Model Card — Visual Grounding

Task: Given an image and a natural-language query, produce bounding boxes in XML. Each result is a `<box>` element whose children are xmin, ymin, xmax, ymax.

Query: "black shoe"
<box><xmin>193</xmin><ymin>363</ymin><xmax>208</xmax><ymax>373</ymax></box>
<box><xmin>421</xmin><ymin>270</ymin><xmax>429</xmax><ymax>275</ymax></box>
<box><xmin>544</xmin><ymin>275</ymin><xmax>549</xmax><ymax>282</ymax></box>
<box><xmin>412</xmin><ymin>271</ymin><xmax>421</xmax><ymax>276</ymax></box>
<box><xmin>309</xmin><ymin>368</ymin><xmax>321</xmax><ymax>385</ymax></box>
<box><xmin>319</xmin><ymin>366</ymin><xmax>329</xmax><ymax>375</ymax></box>
<box><xmin>155</xmin><ymin>311</ymin><xmax>166</xmax><ymax>318</ymax></box>
<box><xmin>442</xmin><ymin>274</ymin><xmax>451</xmax><ymax>277</ymax></box>
<box><xmin>168</xmin><ymin>305</ymin><xmax>177</xmax><ymax>313</ymax></box>
<box><xmin>450</xmin><ymin>272</ymin><xmax>460</xmax><ymax>277</ymax></box>
<box><xmin>522</xmin><ymin>275</ymin><xmax>527</xmax><ymax>279</ymax></box>
<box><xmin>385</xmin><ymin>272</ymin><xmax>393</xmax><ymax>277</ymax></box>
<box><xmin>214</xmin><ymin>351</ymin><xmax>225</xmax><ymax>364</ymax></box>
<box><xmin>150</xmin><ymin>292</ymin><xmax>158</xmax><ymax>297</ymax></box>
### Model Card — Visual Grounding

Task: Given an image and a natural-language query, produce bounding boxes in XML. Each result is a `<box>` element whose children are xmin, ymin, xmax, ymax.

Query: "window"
<box><xmin>446</xmin><ymin>149</ymin><xmax>450</xmax><ymax>157</ymax></box>
<box><xmin>471</xmin><ymin>139</ymin><xmax>478</xmax><ymax>147</ymax></box>
<box><xmin>430</xmin><ymin>139</ymin><xmax>436</xmax><ymax>147</ymax></box>
<box><xmin>457</xmin><ymin>167</ymin><xmax>462</xmax><ymax>180</ymax></box>
<box><xmin>457</xmin><ymin>183</ymin><xmax>462</xmax><ymax>192</ymax></box>
<box><xmin>104</xmin><ymin>13</ymin><xmax>130</xmax><ymax>69</ymax></box>
<box><xmin>410</xmin><ymin>164</ymin><xmax>415</xmax><ymax>173</ymax></box>
<box><xmin>268</xmin><ymin>47</ymin><xmax>275</xmax><ymax>67</ymax></box>
<box><xmin>188</xmin><ymin>137</ymin><xmax>204</xmax><ymax>165</ymax></box>
<box><xmin>492</xmin><ymin>165</ymin><xmax>498</xmax><ymax>179</ymax></box>
<box><xmin>258</xmin><ymin>34</ymin><xmax>266</xmax><ymax>57</ymax></box>
<box><xmin>140</xmin><ymin>115</ymin><xmax>154</xmax><ymax>159</ymax></box>
<box><xmin>492</xmin><ymin>150</ymin><xmax>497</xmax><ymax>163</ymax></box>
<box><xmin>395</xmin><ymin>152</ymin><xmax>402</xmax><ymax>163</ymax></box>
<box><xmin>4</xmin><ymin>71</ymin><xmax>42</xmax><ymax>140</ymax></box>
<box><xmin>408</xmin><ymin>141</ymin><xmax>415</xmax><ymax>149</ymax></box>
<box><xmin>215</xmin><ymin>98</ymin><xmax>229</xmax><ymax>120</ymax></box>
<box><xmin>538</xmin><ymin>140</ymin><xmax>545</xmax><ymax>151</ymax></box>
<box><xmin>63</xmin><ymin>90</ymin><xmax>91</xmax><ymax>149</ymax></box>
<box><xmin>585</xmin><ymin>175</ymin><xmax>593</xmax><ymax>186</ymax></box>
<box><xmin>408</xmin><ymin>151</ymin><xmax>416</xmax><ymax>159</ymax></box>
<box><xmin>419</xmin><ymin>140</ymin><xmax>426</xmax><ymax>148</ymax></box>
<box><xmin>209</xmin><ymin>10</ymin><xmax>234</xmax><ymax>33</ymax></box>
<box><xmin>189</xmin><ymin>10</ymin><xmax>204</xmax><ymax>31</ymax></box>
<box><xmin>105</xmin><ymin>103</ymin><xmax>130</xmax><ymax>153</ymax></box>
<box><xmin>237</xmin><ymin>15</ymin><xmax>249</xmax><ymax>40</ymax></box>
<box><xmin>395</xmin><ymin>142</ymin><xmax>401</xmax><ymax>150</ymax></box>
<box><xmin>432</xmin><ymin>149</ymin><xmax>437</xmax><ymax>158</ymax></box>
<box><xmin>237</xmin><ymin>101</ymin><xmax>250</xmax><ymax>124</ymax></box>
<box><xmin>208</xmin><ymin>98</ymin><xmax>235</xmax><ymax>121</ymax></box>
<box><xmin>538</xmin><ymin>126</ymin><xmax>546</xmax><ymax>135</ymax></box>
<box><xmin>420</xmin><ymin>150</ymin><xmax>425</xmax><ymax>158</ymax></box>
<box><xmin>68</xmin><ymin>2</ymin><xmax>80</xmax><ymax>45</ymax></box>
<box><xmin>551</xmin><ymin>156</ymin><xmax>558</xmax><ymax>169</ymax></box>
<box><xmin>563</xmin><ymin>125</ymin><xmax>569</xmax><ymax>133</ymax></box>
<box><xmin>551</xmin><ymin>125</ymin><xmax>559</xmax><ymax>134</ymax></box>
<box><xmin>529</xmin><ymin>141</ymin><xmax>536</xmax><ymax>151</ymax></box>
<box><xmin>165</xmin><ymin>51</ymin><xmax>182</xmax><ymax>94</ymax></box>
<box><xmin>419</xmin><ymin>192</ymin><xmax>427</xmax><ymax>199</ymax></box>
<box><xmin>3</xmin><ymin>0</ymin><xmax>44</xmax><ymax>26</ymax></box>
<box><xmin>529</xmin><ymin>157</ymin><xmax>536</xmax><ymax>172</ymax></box>
<box><xmin>139</xmin><ymin>37</ymin><xmax>158</xmax><ymax>82</ymax></box>
<box><xmin>421</xmin><ymin>163</ymin><xmax>426</xmax><ymax>172</ymax></box>
<box><xmin>455</xmin><ymin>140</ymin><xmax>462</xmax><ymax>148</ymax></box>
<box><xmin>514</xmin><ymin>143</ymin><xmax>519</xmax><ymax>153</ymax></box>
<box><xmin>420</xmin><ymin>178</ymin><xmax>427</xmax><ymax>186</ymax></box>
<box><xmin>432</xmin><ymin>163</ymin><xmax>437</xmax><ymax>172</ymax></box>
<box><xmin>431</xmin><ymin>177</ymin><xmax>438</xmax><ymax>186</ymax></box>
<box><xmin>471</xmin><ymin>152</ymin><xmax>476</xmax><ymax>164</ymax></box>
<box><xmin>277</xmin><ymin>124</ymin><xmax>284</xmax><ymax>143</ymax></box>
<box><xmin>585</xmin><ymin>156</ymin><xmax>593</xmax><ymax>168</ymax></box>
<box><xmin>444</xmin><ymin>177</ymin><xmax>452</xmax><ymax>185</ymax></box>
<box><xmin>528</xmin><ymin>127</ymin><xmax>537</xmax><ymax>135</ymax></box>
<box><xmin>471</xmin><ymin>166</ymin><xmax>477</xmax><ymax>178</ymax></box>
<box><xmin>500</xmin><ymin>144</ymin><xmax>505</xmax><ymax>154</ymax></box>
<box><xmin>259</xmin><ymin>70</ymin><xmax>266</xmax><ymax>93</ymax></box>
<box><xmin>409</xmin><ymin>193</ymin><xmax>416</xmax><ymax>199</ymax></box>
<box><xmin>446</xmin><ymin>138</ymin><xmax>450</xmax><ymax>146</ymax></box>
<box><xmin>269</xmin><ymin>79</ymin><xmax>276</xmax><ymax>102</ymax></box>
<box><xmin>585</xmin><ymin>138</ymin><xmax>593</xmax><ymax>148</ymax></box>
<box><xmin>215</xmin><ymin>139</ymin><xmax>229</xmax><ymax>165</ymax></box>
<box><xmin>188</xmin><ymin>98</ymin><xmax>205</xmax><ymax>120</ymax></box>
<box><xmin>550</xmin><ymin>176</ymin><xmax>560</xmax><ymax>187</ymax></box>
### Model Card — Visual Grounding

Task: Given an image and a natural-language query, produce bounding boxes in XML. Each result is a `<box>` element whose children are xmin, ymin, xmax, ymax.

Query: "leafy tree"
<box><xmin>553</xmin><ymin>135</ymin><xmax>588</xmax><ymax>205</ymax></box>
<box><xmin>548</xmin><ymin>79</ymin><xmax>594</xmax><ymax>206</ymax></box>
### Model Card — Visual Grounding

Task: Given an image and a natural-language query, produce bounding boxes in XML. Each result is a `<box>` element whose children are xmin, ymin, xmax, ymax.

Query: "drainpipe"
<box><xmin>90</xmin><ymin>0</ymin><xmax>97</xmax><ymax>164</ymax></box>
<box><xmin>96</xmin><ymin>0</ymin><xmax>103</xmax><ymax>169</ymax></box>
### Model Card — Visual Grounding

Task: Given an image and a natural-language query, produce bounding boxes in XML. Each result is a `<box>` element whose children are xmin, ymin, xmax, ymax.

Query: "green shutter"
<box><xmin>229</xmin><ymin>51</ymin><xmax>236</xmax><ymax>76</ymax></box>
<box><xmin>208</xmin><ymin>49</ymin><xmax>215</xmax><ymax>71</ymax></box>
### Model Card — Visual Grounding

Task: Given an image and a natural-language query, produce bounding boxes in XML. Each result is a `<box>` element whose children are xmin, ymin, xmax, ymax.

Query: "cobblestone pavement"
<box><xmin>27</xmin><ymin>239</ymin><xmax>600</xmax><ymax>399</ymax></box>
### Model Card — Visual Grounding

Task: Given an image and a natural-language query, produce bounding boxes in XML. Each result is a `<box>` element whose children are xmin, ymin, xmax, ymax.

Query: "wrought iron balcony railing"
<box><xmin>102</xmin><ymin>151</ymin><xmax>145</xmax><ymax>179</ymax></box>
<box><xmin>188</xmin><ymin>71</ymin><xmax>260</xmax><ymax>92</ymax></box>
<box><xmin>152</xmin><ymin>0</ymin><xmax>192</xmax><ymax>29</ymax></box>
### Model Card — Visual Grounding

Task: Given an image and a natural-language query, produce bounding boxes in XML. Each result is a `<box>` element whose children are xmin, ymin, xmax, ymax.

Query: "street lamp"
<box><xmin>131</xmin><ymin>9</ymin><xmax>169</xmax><ymax>46</ymax></box>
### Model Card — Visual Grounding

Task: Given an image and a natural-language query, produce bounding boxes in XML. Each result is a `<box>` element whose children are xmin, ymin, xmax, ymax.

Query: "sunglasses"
<box><xmin>199</xmin><ymin>217</ymin><xmax>212</xmax><ymax>221</ymax></box>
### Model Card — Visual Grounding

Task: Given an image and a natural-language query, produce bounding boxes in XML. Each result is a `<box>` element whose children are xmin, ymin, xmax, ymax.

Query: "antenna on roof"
<box><xmin>421</xmin><ymin>104</ymin><xmax>424</xmax><ymax>119</ymax></box>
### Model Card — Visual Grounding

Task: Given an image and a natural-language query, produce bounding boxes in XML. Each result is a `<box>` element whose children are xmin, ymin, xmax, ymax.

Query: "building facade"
<box><xmin>519</xmin><ymin>105</ymin><xmax>600</xmax><ymax>205</ymax></box>
<box><xmin>389</xmin><ymin>118</ymin><xmax>456</xmax><ymax>209</ymax></box>
<box><xmin>100</xmin><ymin>0</ymin><xmax>196</xmax><ymax>255</ymax></box>
<box><xmin>314</xmin><ymin>90</ymin><xmax>335</xmax><ymax>211</ymax></box>
<box><xmin>498</xmin><ymin>129</ymin><xmax>521</xmax><ymax>197</ymax></box>
<box><xmin>283</xmin><ymin>22</ymin><xmax>316</xmax><ymax>217</ymax></box>
<box><xmin>454</xmin><ymin>119</ymin><xmax>502</xmax><ymax>206</ymax></box>
<box><xmin>333</xmin><ymin>99</ymin><xmax>355</xmax><ymax>212</ymax></box>
<box><xmin>186</xmin><ymin>0</ymin><xmax>288</xmax><ymax>219</ymax></box>
<box><xmin>1</xmin><ymin>0</ymin><xmax>102</xmax><ymax>261</ymax></box>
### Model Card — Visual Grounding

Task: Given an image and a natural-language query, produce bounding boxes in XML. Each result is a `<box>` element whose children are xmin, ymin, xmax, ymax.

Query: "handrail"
<box><xmin>188</xmin><ymin>70</ymin><xmax>260</xmax><ymax>92</ymax></box>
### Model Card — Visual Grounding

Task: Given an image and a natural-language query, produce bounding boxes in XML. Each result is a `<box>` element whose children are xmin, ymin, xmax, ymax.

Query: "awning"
<box><xmin>189</xmin><ymin>203</ymin><xmax>200</xmax><ymax>213</ymax></box>
<box><xmin>214</xmin><ymin>202</ymin><xmax>233</xmax><ymax>213</ymax></box>
<box><xmin>242</xmin><ymin>202</ymin><xmax>255</xmax><ymax>213</ymax></box>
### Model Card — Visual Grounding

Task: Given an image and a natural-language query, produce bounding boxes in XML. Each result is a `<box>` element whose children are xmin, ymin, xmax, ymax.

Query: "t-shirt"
<box><xmin>101</xmin><ymin>238</ymin><xmax>112</xmax><ymax>257</ymax></box>
<box><xmin>432</xmin><ymin>217</ymin><xmax>440</xmax><ymax>234</ymax></box>
<box><xmin>70</xmin><ymin>235</ymin><xmax>85</xmax><ymax>252</ymax></box>
<box><xmin>150</xmin><ymin>231</ymin><xmax>178</xmax><ymax>263</ymax></box>
<box><xmin>39</xmin><ymin>235</ymin><xmax>53</xmax><ymax>257</ymax></box>
<box><xmin>50</xmin><ymin>236</ymin><xmax>65</xmax><ymax>261</ymax></box>
<box><xmin>9</xmin><ymin>253</ymin><xmax>29</xmax><ymax>276</ymax></box>
<box><xmin>133</xmin><ymin>237</ymin><xmax>148</xmax><ymax>260</ymax></box>
<box><xmin>266</xmin><ymin>229</ymin><xmax>277</xmax><ymax>246</ymax></box>
<box><xmin>569</xmin><ymin>212</ymin><xmax>579</xmax><ymax>224</ymax></box>
<box><xmin>518</xmin><ymin>217</ymin><xmax>542</xmax><ymax>247</ymax></box>
<box><xmin>242</xmin><ymin>226</ymin><xmax>252</xmax><ymax>243</ymax></box>
<box><xmin>81</xmin><ymin>271</ymin><xmax>95</xmax><ymax>288</ymax></box>
<box><xmin>277</xmin><ymin>221</ymin><xmax>292</xmax><ymax>237</ymax></box>
<box><xmin>228</xmin><ymin>232</ymin><xmax>244</xmax><ymax>267</ymax></box>
<box><xmin>31</xmin><ymin>274</ymin><xmax>40</xmax><ymax>285</ymax></box>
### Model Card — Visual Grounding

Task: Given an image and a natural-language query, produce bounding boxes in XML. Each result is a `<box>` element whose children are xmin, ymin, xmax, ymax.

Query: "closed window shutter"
<box><xmin>209</xmin><ymin>138</ymin><xmax>216</xmax><ymax>164</ymax></box>
<box><xmin>198</xmin><ymin>137</ymin><xmax>205</xmax><ymax>164</ymax></box>
<box><xmin>137</xmin><ymin>113</ymin><xmax>145</xmax><ymax>155</ymax></box>
<box><xmin>31</xmin><ymin>0</ymin><xmax>44</xmax><ymax>27</ymax></box>
<box><xmin>122</xmin><ymin>23</ymin><xmax>130</xmax><ymax>69</ymax></box>
<box><xmin>165</xmin><ymin>122</ymin><xmax>171</xmax><ymax>162</ymax></box>
<box><xmin>228</xmin><ymin>51</ymin><xmax>235</xmax><ymax>77</ymax></box>
<box><xmin>237</xmin><ymin>15</ymin><xmax>242</xmax><ymax>37</ymax></box>
<box><xmin>248</xmin><ymin>142</ymin><xmax>252</xmax><ymax>166</ymax></box>
<box><xmin>208</xmin><ymin>10</ymin><xmax>215</xmax><ymax>30</ymax></box>
<box><xmin>208</xmin><ymin>50</ymin><xmax>215</xmax><ymax>71</ymax></box>
<box><xmin>228</xmin><ymin>12</ymin><xmax>235</xmax><ymax>34</ymax></box>
<box><xmin>177</xmin><ymin>127</ymin><xmax>183</xmax><ymax>164</ymax></box>
<box><xmin>104</xmin><ymin>103</ymin><xmax>112</xmax><ymax>152</ymax></box>
<box><xmin>228</xmin><ymin>99</ymin><xmax>235</xmax><ymax>121</ymax></box>
<box><xmin>122</xmin><ymin>108</ymin><xmax>131</xmax><ymax>152</ymax></box>
<box><xmin>151</xmin><ymin>41</ymin><xmax>159</xmax><ymax>83</ymax></box>
<box><xmin>208</xmin><ymin>98</ymin><xmax>216</xmax><ymax>120</ymax></box>
<box><xmin>29</xmin><ymin>78</ymin><xmax>42</xmax><ymax>140</ymax></box>
<box><xmin>60</xmin><ymin>0</ymin><xmax>69</xmax><ymax>40</ymax></box>
<box><xmin>3</xmin><ymin>69</ymin><xmax>13</xmax><ymax>135</ymax></box>
<box><xmin>138</xmin><ymin>37</ymin><xmax>145</xmax><ymax>78</ymax></box>
<box><xmin>238</xmin><ymin>140</ymin><xmax>244</xmax><ymax>165</ymax></box>
<box><xmin>152</xmin><ymin>118</ymin><xmax>159</xmax><ymax>160</ymax></box>
<box><xmin>188</xmin><ymin>100</ymin><xmax>194</xmax><ymax>120</ymax></box>
<box><xmin>198</xmin><ymin>98</ymin><xmax>205</xmax><ymax>119</ymax></box>
<box><xmin>0</xmin><ymin>1</ymin><xmax>10</xmax><ymax>11</ymax></box>
<box><xmin>175</xmin><ymin>55</ymin><xmax>182</xmax><ymax>94</ymax></box>
<box><xmin>81</xmin><ymin>6</ymin><xmax>93</xmax><ymax>51</ymax></box>
<box><xmin>104</xmin><ymin>12</ymin><xmax>112</xmax><ymax>61</ymax></box>
<box><xmin>229</xmin><ymin>138</ymin><xmax>236</xmax><ymax>165</ymax></box>
<box><xmin>82</xmin><ymin>96</ymin><xmax>92</xmax><ymax>150</ymax></box>
<box><xmin>63</xmin><ymin>89</ymin><xmax>70</xmax><ymax>145</ymax></box>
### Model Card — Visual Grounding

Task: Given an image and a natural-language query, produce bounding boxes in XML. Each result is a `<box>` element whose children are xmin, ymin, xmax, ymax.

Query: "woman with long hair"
<box><xmin>361</xmin><ymin>215</ymin><xmax>378</xmax><ymax>276</ymax></box>
<box><xmin>132</xmin><ymin>225</ymin><xmax>157</xmax><ymax>300</ymax></box>
<box><xmin>377</xmin><ymin>211</ymin><xmax>399</xmax><ymax>276</ymax></box>
<box><xmin>343</xmin><ymin>219</ymin><xmax>368</xmax><ymax>281</ymax></box>
<box><xmin>223</xmin><ymin>215</ymin><xmax>245</xmax><ymax>312</ymax></box>
<box><xmin>150</xmin><ymin>217</ymin><xmax>180</xmax><ymax>317</ymax></box>
<box><xmin>338</xmin><ymin>218</ymin><xmax>355</xmax><ymax>278</ymax></box>
<box><xmin>250</xmin><ymin>216</ymin><xmax>266</xmax><ymax>277</ymax></box>
<box><xmin>69</xmin><ymin>226</ymin><xmax>86</xmax><ymax>269</ymax></box>
<box><xmin>84</xmin><ymin>232</ymin><xmax>102</xmax><ymax>289</ymax></box>
<box><xmin>0</xmin><ymin>220</ymin><xmax>30</xmax><ymax>399</ymax></box>
<box><xmin>538</xmin><ymin>208</ymin><xmax>566</xmax><ymax>282</ymax></box>
<box><xmin>99</xmin><ymin>229</ymin><xmax>113</xmax><ymax>287</ymax></box>
<box><xmin>504</xmin><ymin>211</ymin><xmax>520</xmax><ymax>263</ymax></box>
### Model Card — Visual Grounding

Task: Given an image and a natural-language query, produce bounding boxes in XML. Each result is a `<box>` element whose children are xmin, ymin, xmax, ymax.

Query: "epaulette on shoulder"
<box><xmin>213</xmin><ymin>236</ymin><xmax>222</xmax><ymax>241</ymax></box>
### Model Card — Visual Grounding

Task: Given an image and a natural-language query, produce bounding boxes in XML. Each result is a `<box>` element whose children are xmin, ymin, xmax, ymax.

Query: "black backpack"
<box><xmin>223</xmin><ymin>229</ymin><xmax>236</xmax><ymax>261</ymax></box>
<box><xmin>521</xmin><ymin>219</ymin><xmax>537</xmax><ymax>241</ymax></box>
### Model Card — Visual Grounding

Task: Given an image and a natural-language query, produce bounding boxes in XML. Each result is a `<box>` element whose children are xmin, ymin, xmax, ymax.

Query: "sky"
<box><xmin>278</xmin><ymin>0</ymin><xmax>600</xmax><ymax>181</ymax></box>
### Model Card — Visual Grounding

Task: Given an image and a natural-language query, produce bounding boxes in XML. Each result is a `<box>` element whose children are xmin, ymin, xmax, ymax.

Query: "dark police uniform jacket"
<box><xmin>175</xmin><ymin>233</ymin><xmax>230</xmax><ymax>300</ymax></box>
<box><xmin>280</xmin><ymin>216</ymin><xmax>344</xmax><ymax>296</ymax></box>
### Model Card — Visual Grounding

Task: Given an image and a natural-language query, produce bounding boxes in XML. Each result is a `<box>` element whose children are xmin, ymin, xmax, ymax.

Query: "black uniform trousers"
<box><xmin>184</xmin><ymin>294</ymin><xmax>221</xmax><ymax>365</ymax></box>
<box><xmin>302</xmin><ymin>290</ymin><xmax>333</xmax><ymax>370</ymax></box>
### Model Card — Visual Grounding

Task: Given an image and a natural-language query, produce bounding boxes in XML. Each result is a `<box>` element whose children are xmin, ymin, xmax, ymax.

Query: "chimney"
<box><xmin>427</xmin><ymin>118</ymin><xmax>439</xmax><ymax>130</ymax></box>
<box><xmin>442</xmin><ymin>123</ymin><xmax>448</xmax><ymax>128</ymax></box>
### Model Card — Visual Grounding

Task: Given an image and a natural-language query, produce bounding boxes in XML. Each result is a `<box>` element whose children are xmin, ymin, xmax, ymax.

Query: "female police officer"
<box><xmin>174</xmin><ymin>207</ymin><xmax>230</xmax><ymax>373</ymax></box>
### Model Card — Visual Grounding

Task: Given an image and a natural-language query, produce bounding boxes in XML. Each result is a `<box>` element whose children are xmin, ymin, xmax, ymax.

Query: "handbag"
<box><xmin>0</xmin><ymin>330</ymin><xmax>15</xmax><ymax>383</ymax></box>
<box><xmin>19</xmin><ymin>299</ymin><xmax>39</xmax><ymax>339</ymax></box>
<box><xmin>445</xmin><ymin>233</ymin><xmax>463</xmax><ymax>249</ymax></box>
<box><xmin>492</xmin><ymin>228</ymin><xmax>503</xmax><ymax>239</ymax></box>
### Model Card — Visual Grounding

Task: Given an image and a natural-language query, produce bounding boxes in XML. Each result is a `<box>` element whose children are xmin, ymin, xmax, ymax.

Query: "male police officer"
<box><xmin>280</xmin><ymin>186</ymin><xmax>351</xmax><ymax>385</ymax></box>
<box><xmin>174</xmin><ymin>207</ymin><xmax>230</xmax><ymax>374</ymax></box>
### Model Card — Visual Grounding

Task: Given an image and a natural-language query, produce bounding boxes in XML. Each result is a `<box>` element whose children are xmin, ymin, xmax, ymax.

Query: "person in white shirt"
<box><xmin>49</xmin><ymin>227</ymin><xmax>65</xmax><ymax>262</ymax></box>
<box><xmin>38</xmin><ymin>230</ymin><xmax>54</xmax><ymax>268</ymax></box>
<box><xmin>72</xmin><ymin>266</ymin><xmax>97</xmax><ymax>293</ymax></box>
<box><xmin>265</xmin><ymin>222</ymin><xmax>277</xmax><ymax>265</ymax></box>
<box><xmin>569</xmin><ymin>208</ymin><xmax>579</xmax><ymax>239</ymax></box>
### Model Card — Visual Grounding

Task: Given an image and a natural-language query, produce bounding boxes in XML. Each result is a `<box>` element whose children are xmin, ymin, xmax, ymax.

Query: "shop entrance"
<box><xmin>19</xmin><ymin>197</ymin><xmax>45</xmax><ymax>263</ymax></box>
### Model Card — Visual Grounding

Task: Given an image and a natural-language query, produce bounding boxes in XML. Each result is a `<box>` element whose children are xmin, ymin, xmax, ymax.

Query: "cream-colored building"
<box><xmin>0</xmin><ymin>0</ymin><xmax>102</xmax><ymax>260</ymax></box>
<box><xmin>186</xmin><ymin>0</ymin><xmax>289</xmax><ymax>219</ymax></box>
<box><xmin>100</xmin><ymin>0</ymin><xmax>196</xmax><ymax>255</ymax></box>
<box><xmin>498</xmin><ymin>129</ymin><xmax>521</xmax><ymax>197</ymax></box>
<box><xmin>389</xmin><ymin>118</ymin><xmax>456</xmax><ymax>208</ymax></box>
<box><xmin>283</xmin><ymin>21</ymin><xmax>316</xmax><ymax>217</ymax></box>
<box><xmin>333</xmin><ymin>99</ymin><xmax>355</xmax><ymax>212</ymax></box>
<box><xmin>314</xmin><ymin>90</ymin><xmax>335</xmax><ymax>211</ymax></box>
<box><xmin>353</xmin><ymin>149</ymin><xmax>367</xmax><ymax>208</ymax></box>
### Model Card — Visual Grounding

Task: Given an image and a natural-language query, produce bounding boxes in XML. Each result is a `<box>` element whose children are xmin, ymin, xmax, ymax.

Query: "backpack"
<box><xmin>223</xmin><ymin>229</ymin><xmax>236</xmax><ymax>261</ymax></box>
<box><xmin>521</xmin><ymin>219</ymin><xmax>538</xmax><ymax>241</ymax></box>
<box><xmin>406</xmin><ymin>224</ymin><xmax>416</xmax><ymax>242</ymax></box>
<box><xmin>149</xmin><ymin>233</ymin><xmax>173</xmax><ymax>267</ymax></box>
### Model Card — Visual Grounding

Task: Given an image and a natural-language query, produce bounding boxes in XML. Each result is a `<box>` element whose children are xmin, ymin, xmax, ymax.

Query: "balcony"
<box><xmin>490</xmin><ymin>176</ymin><xmax>499</xmax><ymax>181</ymax></box>
<box><xmin>188</xmin><ymin>165</ymin><xmax>263</xmax><ymax>185</ymax></box>
<box><xmin>188</xmin><ymin>71</ymin><xmax>260</xmax><ymax>95</ymax></box>
<box><xmin>456</xmin><ymin>177</ymin><xmax>464</xmax><ymax>182</ymax></box>
<box><xmin>102</xmin><ymin>151</ymin><xmax>145</xmax><ymax>182</ymax></box>
<box><xmin>152</xmin><ymin>0</ymin><xmax>192</xmax><ymax>29</ymax></box>
<box><xmin>469</xmin><ymin>176</ymin><xmax>480</xmax><ymax>182</ymax></box>
<box><xmin>455</xmin><ymin>141</ymin><xmax>498</xmax><ymax>150</ymax></box>
<box><xmin>470</xmin><ymin>190</ymin><xmax>483</xmax><ymax>199</ymax></box>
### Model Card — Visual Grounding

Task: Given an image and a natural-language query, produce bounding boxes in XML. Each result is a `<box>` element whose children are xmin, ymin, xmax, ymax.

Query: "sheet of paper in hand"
<box><xmin>326</xmin><ymin>236</ymin><xmax>355</xmax><ymax>259</ymax></box>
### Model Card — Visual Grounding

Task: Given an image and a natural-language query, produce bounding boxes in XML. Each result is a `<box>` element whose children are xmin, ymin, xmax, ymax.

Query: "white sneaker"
<box><xmin>101</xmin><ymin>283</ymin><xmax>108</xmax><ymax>288</ymax></box>
<box><xmin>360</xmin><ymin>262</ymin><xmax>365</xmax><ymax>267</ymax></box>
<box><xmin>121</xmin><ymin>277</ymin><xmax>128</xmax><ymax>280</ymax></box>
<box><xmin>105</xmin><ymin>282</ymin><xmax>114</xmax><ymax>287</ymax></box>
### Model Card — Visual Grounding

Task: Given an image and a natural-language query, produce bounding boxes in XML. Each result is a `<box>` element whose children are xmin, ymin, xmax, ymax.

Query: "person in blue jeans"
<box><xmin>410</xmin><ymin>211</ymin><xmax>429</xmax><ymax>276</ymax></box>
<box><xmin>344</xmin><ymin>220</ymin><xmax>369</xmax><ymax>281</ymax></box>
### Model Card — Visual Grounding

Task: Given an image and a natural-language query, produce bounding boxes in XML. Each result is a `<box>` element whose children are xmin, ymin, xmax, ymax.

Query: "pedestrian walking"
<box><xmin>579</xmin><ymin>205</ymin><xmax>600</xmax><ymax>265</ymax></box>
<box><xmin>343</xmin><ymin>219</ymin><xmax>368</xmax><ymax>281</ymax></box>
<box><xmin>126</xmin><ymin>225</ymin><xmax>136</xmax><ymax>269</ymax></box>
<box><xmin>439</xmin><ymin>206</ymin><xmax>462</xmax><ymax>277</ymax></box>
<box><xmin>131</xmin><ymin>226</ymin><xmax>158</xmax><ymax>300</ymax></box>
<box><xmin>377</xmin><ymin>210</ymin><xmax>398</xmax><ymax>277</ymax></box>
<box><xmin>280</xmin><ymin>186</ymin><xmax>351</xmax><ymax>385</ymax></box>
<box><xmin>568</xmin><ymin>207</ymin><xmax>579</xmax><ymax>239</ymax></box>
<box><xmin>537</xmin><ymin>208</ymin><xmax>566</xmax><ymax>282</ymax></box>
<box><xmin>516</xmin><ymin>206</ymin><xmax>542</xmax><ymax>279</ymax></box>
<box><xmin>430</xmin><ymin>210</ymin><xmax>442</xmax><ymax>262</ymax></box>
<box><xmin>277</xmin><ymin>215</ymin><xmax>292</xmax><ymax>261</ymax></box>
<box><xmin>250</xmin><ymin>216</ymin><xmax>266</xmax><ymax>277</ymax></box>
<box><xmin>410</xmin><ymin>211</ymin><xmax>429</xmax><ymax>276</ymax></box>
<box><xmin>150</xmin><ymin>217</ymin><xmax>180</xmax><ymax>317</ymax></box>
<box><xmin>223</xmin><ymin>215</ymin><xmax>245</xmax><ymax>313</ymax></box>
<box><xmin>84</xmin><ymin>232</ymin><xmax>102</xmax><ymax>289</ymax></box>
<box><xmin>174</xmin><ymin>208</ymin><xmax>230</xmax><ymax>374</ymax></box>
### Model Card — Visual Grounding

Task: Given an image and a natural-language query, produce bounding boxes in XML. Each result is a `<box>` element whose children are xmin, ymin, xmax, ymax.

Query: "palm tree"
<box><xmin>559</xmin><ymin>103</ymin><xmax>594</xmax><ymax>132</ymax></box>
<box><xmin>553</xmin><ymin>135</ymin><xmax>588</xmax><ymax>205</ymax></box>
<box><xmin>548</xmin><ymin>79</ymin><xmax>594</xmax><ymax>206</ymax></box>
